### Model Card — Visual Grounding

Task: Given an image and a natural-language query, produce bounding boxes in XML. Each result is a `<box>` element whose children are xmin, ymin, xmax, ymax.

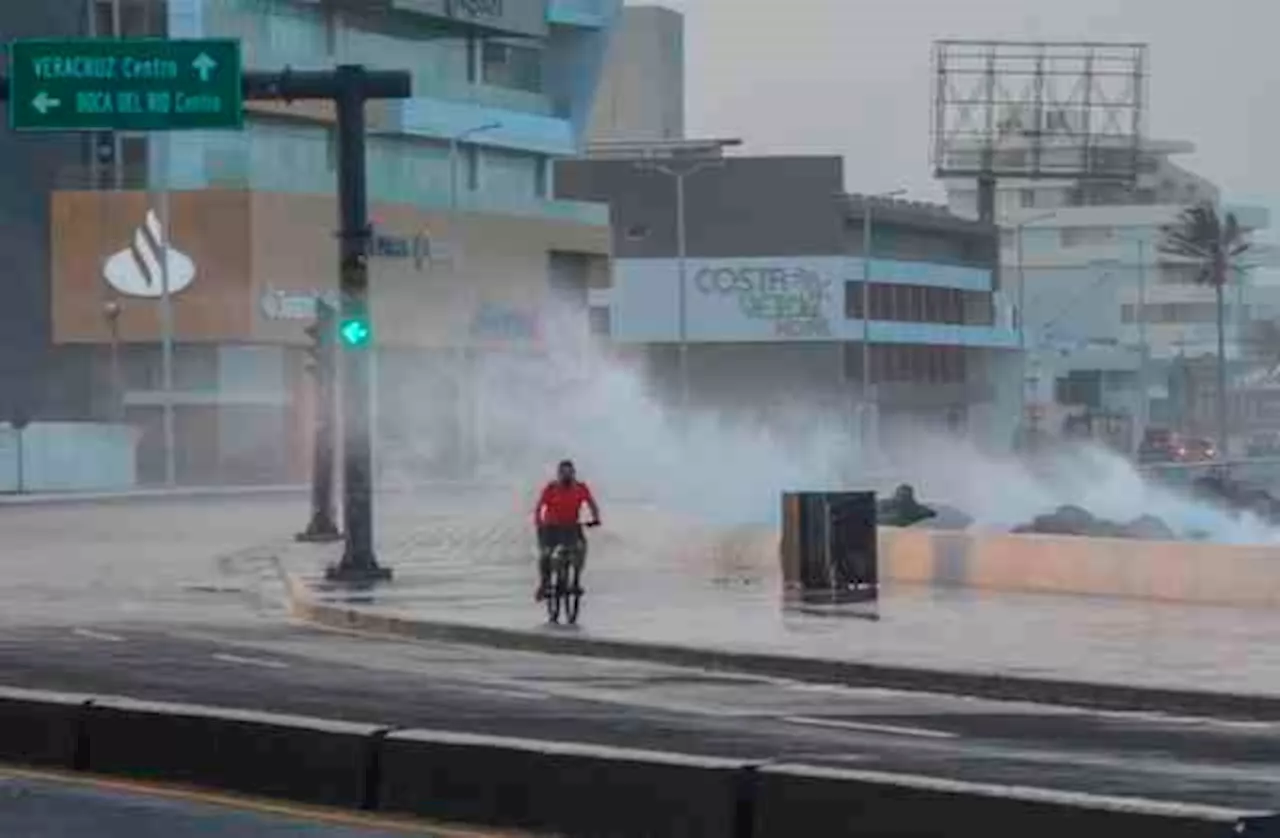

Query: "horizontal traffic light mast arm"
<box><xmin>0</xmin><ymin>67</ymin><xmax>413</xmax><ymax>103</ymax></box>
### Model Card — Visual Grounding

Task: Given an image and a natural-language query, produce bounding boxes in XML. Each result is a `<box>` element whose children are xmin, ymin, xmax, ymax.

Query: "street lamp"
<box><xmin>102</xmin><ymin>299</ymin><xmax>124</xmax><ymax>421</ymax></box>
<box><xmin>1011</xmin><ymin>210</ymin><xmax>1059</xmax><ymax>433</ymax></box>
<box><xmin>635</xmin><ymin>156</ymin><xmax>727</xmax><ymax>414</ymax></box>
<box><xmin>447</xmin><ymin>121</ymin><xmax>500</xmax><ymax>477</ymax></box>
<box><xmin>449</xmin><ymin>121</ymin><xmax>502</xmax><ymax>209</ymax></box>
<box><xmin>857</xmin><ymin>188</ymin><xmax>906</xmax><ymax>459</ymax></box>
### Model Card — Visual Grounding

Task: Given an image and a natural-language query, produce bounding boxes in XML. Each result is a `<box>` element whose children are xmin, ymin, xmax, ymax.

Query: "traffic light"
<box><xmin>304</xmin><ymin>299</ymin><xmax>337</xmax><ymax>374</ymax></box>
<box><xmin>339</xmin><ymin>315</ymin><xmax>371</xmax><ymax>348</ymax></box>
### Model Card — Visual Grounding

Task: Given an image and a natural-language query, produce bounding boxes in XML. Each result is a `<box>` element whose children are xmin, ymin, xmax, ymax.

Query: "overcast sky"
<box><xmin>644</xmin><ymin>0</ymin><xmax>1277</xmax><ymax>212</ymax></box>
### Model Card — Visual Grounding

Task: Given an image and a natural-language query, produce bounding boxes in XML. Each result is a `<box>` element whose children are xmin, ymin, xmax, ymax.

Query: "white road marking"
<box><xmin>784</xmin><ymin>715</ymin><xmax>959</xmax><ymax>740</ymax></box>
<box><xmin>1077</xmin><ymin>707</ymin><xmax>1280</xmax><ymax>732</ymax></box>
<box><xmin>211</xmin><ymin>653</ymin><xmax>290</xmax><ymax>670</ymax></box>
<box><xmin>72</xmin><ymin>628</ymin><xmax>125</xmax><ymax>643</ymax></box>
<box><xmin>441</xmin><ymin>684</ymin><xmax>551</xmax><ymax>702</ymax></box>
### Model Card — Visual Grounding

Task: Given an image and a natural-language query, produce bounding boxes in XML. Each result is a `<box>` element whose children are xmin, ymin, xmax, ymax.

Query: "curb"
<box><xmin>285</xmin><ymin>573</ymin><xmax>1280</xmax><ymax>723</ymax></box>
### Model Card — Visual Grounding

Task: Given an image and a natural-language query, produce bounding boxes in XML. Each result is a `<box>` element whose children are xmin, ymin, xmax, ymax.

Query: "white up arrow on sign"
<box><xmin>32</xmin><ymin>91</ymin><xmax>61</xmax><ymax>115</ymax></box>
<box><xmin>192</xmin><ymin>53</ymin><xmax>217</xmax><ymax>82</ymax></box>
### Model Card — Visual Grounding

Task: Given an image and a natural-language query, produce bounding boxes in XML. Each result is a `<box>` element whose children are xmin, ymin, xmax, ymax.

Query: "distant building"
<box><xmin>558</xmin><ymin>143</ymin><xmax>1021</xmax><ymax>453</ymax></box>
<box><xmin>942</xmin><ymin>138</ymin><xmax>1275</xmax><ymax>453</ymax></box>
<box><xmin>588</xmin><ymin>4</ymin><xmax>685</xmax><ymax>142</ymax></box>
<box><xmin>0</xmin><ymin>0</ymin><xmax>622</xmax><ymax>485</ymax></box>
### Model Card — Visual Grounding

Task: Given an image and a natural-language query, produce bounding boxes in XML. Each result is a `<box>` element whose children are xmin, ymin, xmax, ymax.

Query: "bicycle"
<box><xmin>544</xmin><ymin>523</ymin><xmax>596</xmax><ymax>626</ymax></box>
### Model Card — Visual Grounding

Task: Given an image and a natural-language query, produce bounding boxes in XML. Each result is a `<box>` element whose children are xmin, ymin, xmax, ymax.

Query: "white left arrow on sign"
<box><xmin>32</xmin><ymin>92</ymin><xmax>62</xmax><ymax>115</ymax></box>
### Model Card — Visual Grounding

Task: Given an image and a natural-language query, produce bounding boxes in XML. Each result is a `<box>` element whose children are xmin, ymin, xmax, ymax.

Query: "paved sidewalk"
<box><xmin>287</xmin><ymin>501</ymin><xmax>1280</xmax><ymax>702</ymax></box>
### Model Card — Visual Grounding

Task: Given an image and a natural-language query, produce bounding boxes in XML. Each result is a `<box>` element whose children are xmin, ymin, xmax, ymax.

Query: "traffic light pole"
<box><xmin>297</xmin><ymin>300</ymin><xmax>341</xmax><ymax>544</ymax></box>
<box><xmin>244</xmin><ymin>66</ymin><xmax>405</xmax><ymax>583</ymax></box>
<box><xmin>328</xmin><ymin>66</ymin><xmax>386</xmax><ymax>582</ymax></box>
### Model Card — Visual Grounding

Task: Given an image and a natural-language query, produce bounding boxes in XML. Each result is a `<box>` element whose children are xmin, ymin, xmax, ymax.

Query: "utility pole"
<box><xmin>1135</xmin><ymin>239</ymin><xmax>1150</xmax><ymax>450</ymax></box>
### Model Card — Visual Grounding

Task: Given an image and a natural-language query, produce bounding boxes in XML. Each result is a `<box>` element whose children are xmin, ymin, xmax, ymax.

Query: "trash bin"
<box><xmin>781</xmin><ymin>491</ymin><xmax>877</xmax><ymax>603</ymax></box>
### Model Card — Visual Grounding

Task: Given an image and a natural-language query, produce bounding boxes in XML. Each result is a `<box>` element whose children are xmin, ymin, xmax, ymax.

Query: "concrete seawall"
<box><xmin>744</xmin><ymin>526</ymin><xmax>1280</xmax><ymax>608</ymax></box>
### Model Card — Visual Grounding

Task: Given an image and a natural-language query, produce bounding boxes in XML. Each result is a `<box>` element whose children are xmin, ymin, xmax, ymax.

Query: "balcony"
<box><xmin>411</xmin><ymin>79</ymin><xmax>558</xmax><ymax>118</ymax></box>
<box><xmin>549</xmin><ymin>0</ymin><xmax>614</xmax><ymax>27</ymax></box>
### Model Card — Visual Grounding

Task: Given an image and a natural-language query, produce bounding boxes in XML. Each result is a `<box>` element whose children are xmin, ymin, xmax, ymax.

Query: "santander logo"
<box><xmin>102</xmin><ymin>209</ymin><xmax>196</xmax><ymax>299</ymax></box>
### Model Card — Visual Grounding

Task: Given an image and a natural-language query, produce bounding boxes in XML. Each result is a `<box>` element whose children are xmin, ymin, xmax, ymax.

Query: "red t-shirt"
<box><xmin>535</xmin><ymin>480</ymin><xmax>598</xmax><ymax>527</ymax></box>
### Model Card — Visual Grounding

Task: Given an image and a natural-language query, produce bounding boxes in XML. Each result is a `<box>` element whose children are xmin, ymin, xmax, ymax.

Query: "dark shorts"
<box><xmin>539</xmin><ymin>524</ymin><xmax>584</xmax><ymax>553</ymax></box>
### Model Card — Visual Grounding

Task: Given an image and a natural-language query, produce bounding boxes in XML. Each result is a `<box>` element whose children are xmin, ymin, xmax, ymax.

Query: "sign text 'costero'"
<box><xmin>693</xmin><ymin>264</ymin><xmax>834</xmax><ymax>338</ymax></box>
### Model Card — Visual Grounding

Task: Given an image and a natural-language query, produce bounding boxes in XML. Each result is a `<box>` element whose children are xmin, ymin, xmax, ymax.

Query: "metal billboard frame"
<box><xmin>931</xmin><ymin>40</ymin><xmax>1148</xmax><ymax>214</ymax></box>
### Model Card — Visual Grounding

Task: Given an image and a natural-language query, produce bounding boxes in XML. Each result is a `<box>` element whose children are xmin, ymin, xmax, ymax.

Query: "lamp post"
<box><xmin>635</xmin><ymin>156</ymin><xmax>727</xmax><ymax>414</ymax></box>
<box><xmin>449</xmin><ymin>121</ymin><xmax>502</xmax><ymax>210</ymax></box>
<box><xmin>1012</xmin><ymin>211</ymin><xmax>1059</xmax><ymax>437</ymax></box>
<box><xmin>447</xmin><ymin>121</ymin><xmax>499</xmax><ymax>477</ymax></box>
<box><xmin>857</xmin><ymin>188</ymin><xmax>906</xmax><ymax>460</ymax></box>
<box><xmin>103</xmin><ymin>300</ymin><xmax>124</xmax><ymax>421</ymax></box>
<box><xmin>1135</xmin><ymin>239</ymin><xmax>1150</xmax><ymax>449</ymax></box>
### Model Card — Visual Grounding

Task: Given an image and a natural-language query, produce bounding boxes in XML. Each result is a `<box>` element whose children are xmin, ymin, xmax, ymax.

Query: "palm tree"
<box><xmin>1159</xmin><ymin>202</ymin><xmax>1251</xmax><ymax>460</ymax></box>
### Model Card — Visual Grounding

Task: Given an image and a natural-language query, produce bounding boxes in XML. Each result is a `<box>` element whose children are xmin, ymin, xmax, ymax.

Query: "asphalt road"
<box><xmin>4</xmin><ymin>617</ymin><xmax>1280</xmax><ymax>813</ymax></box>
<box><xmin>0</xmin><ymin>768</ymin><xmax>508</xmax><ymax>837</ymax></box>
<box><xmin>1</xmin><ymin>494</ymin><xmax>1278</xmax><ymax>818</ymax></box>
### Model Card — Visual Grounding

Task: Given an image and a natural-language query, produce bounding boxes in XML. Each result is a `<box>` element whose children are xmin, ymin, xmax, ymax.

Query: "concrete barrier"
<box><xmin>379</xmin><ymin>728</ymin><xmax>752</xmax><ymax>837</ymax></box>
<box><xmin>745</xmin><ymin>522</ymin><xmax>1280</xmax><ymax>607</ymax></box>
<box><xmin>0</xmin><ymin>686</ymin><xmax>89</xmax><ymax>769</ymax></box>
<box><xmin>0</xmin><ymin>690</ymin><xmax>1274</xmax><ymax>835</ymax></box>
<box><xmin>882</xmin><ymin>528</ymin><xmax>1280</xmax><ymax>607</ymax></box>
<box><xmin>752</xmin><ymin>764</ymin><xmax>1262</xmax><ymax>838</ymax></box>
<box><xmin>82</xmin><ymin>696</ymin><xmax>385</xmax><ymax>809</ymax></box>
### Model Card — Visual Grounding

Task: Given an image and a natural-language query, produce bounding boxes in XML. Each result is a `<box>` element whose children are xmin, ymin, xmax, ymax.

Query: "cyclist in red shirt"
<box><xmin>534</xmin><ymin>459</ymin><xmax>601</xmax><ymax>601</ymax></box>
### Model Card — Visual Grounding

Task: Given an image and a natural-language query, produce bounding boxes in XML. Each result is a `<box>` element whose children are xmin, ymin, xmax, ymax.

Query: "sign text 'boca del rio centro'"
<box><xmin>9</xmin><ymin>38</ymin><xmax>244</xmax><ymax>131</ymax></box>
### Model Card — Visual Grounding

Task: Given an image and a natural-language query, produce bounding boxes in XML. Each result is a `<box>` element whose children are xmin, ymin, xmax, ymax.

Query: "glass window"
<box><xmin>868</xmin><ymin>283</ymin><xmax>893</xmax><ymax>320</ymax></box>
<box><xmin>367</xmin><ymin>136</ymin><xmax>451</xmax><ymax>205</ymax></box>
<box><xmin>588</xmin><ymin>306</ymin><xmax>611</xmax><ymax>337</ymax></box>
<box><xmin>1020</xmin><ymin>188</ymin><xmax>1036</xmax><ymax>208</ymax></box>
<box><xmin>845</xmin><ymin>282</ymin><xmax>864</xmax><ymax>319</ymax></box>
<box><xmin>92</xmin><ymin>0</ymin><xmax>115</xmax><ymax>36</ymax></box>
<box><xmin>482</xmin><ymin>40</ymin><xmax>545</xmax><ymax>94</ymax></box>
<box><xmin>248</xmin><ymin>121</ymin><xmax>332</xmax><ymax>193</ymax></box>
<box><xmin>1060</xmin><ymin>226</ymin><xmax>1116</xmax><ymax>247</ymax></box>
<box><xmin>481</xmin><ymin>147</ymin><xmax>542</xmax><ymax>206</ymax></box>
<box><xmin>119</xmin><ymin>0</ymin><xmax>163</xmax><ymax>36</ymax></box>
<box><xmin>465</xmin><ymin>145</ymin><xmax>481</xmax><ymax>191</ymax></box>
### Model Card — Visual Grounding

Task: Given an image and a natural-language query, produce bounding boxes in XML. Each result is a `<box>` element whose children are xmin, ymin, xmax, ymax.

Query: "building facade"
<box><xmin>557</xmin><ymin>148</ymin><xmax>1022</xmax><ymax>454</ymax></box>
<box><xmin>2</xmin><ymin>0</ymin><xmax>622</xmax><ymax>485</ymax></box>
<box><xmin>587</xmin><ymin>4</ymin><xmax>683</xmax><ymax>143</ymax></box>
<box><xmin>944</xmin><ymin>139</ymin><xmax>1275</xmax><ymax>453</ymax></box>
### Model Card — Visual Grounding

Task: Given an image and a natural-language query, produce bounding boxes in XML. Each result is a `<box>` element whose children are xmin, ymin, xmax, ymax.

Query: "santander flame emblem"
<box><xmin>102</xmin><ymin>209</ymin><xmax>196</xmax><ymax>299</ymax></box>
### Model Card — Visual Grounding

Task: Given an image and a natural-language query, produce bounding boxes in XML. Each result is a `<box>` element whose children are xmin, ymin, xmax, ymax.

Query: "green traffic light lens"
<box><xmin>339</xmin><ymin>318</ymin><xmax>371</xmax><ymax>347</ymax></box>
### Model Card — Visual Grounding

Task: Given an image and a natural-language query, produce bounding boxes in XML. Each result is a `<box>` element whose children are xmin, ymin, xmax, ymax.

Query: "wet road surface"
<box><xmin>0</xmin><ymin>767</ymin><xmax>509</xmax><ymax>837</ymax></box>
<box><xmin>0</xmin><ymin>493</ymin><xmax>1277</xmax><ymax>816</ymax></box>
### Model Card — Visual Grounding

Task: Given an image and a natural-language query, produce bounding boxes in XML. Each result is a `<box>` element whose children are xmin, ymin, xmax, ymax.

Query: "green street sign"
<box><xmin>9</xmin><ymin>38</ymin><xmax>244</xmax><ymax>131</ymax></box>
